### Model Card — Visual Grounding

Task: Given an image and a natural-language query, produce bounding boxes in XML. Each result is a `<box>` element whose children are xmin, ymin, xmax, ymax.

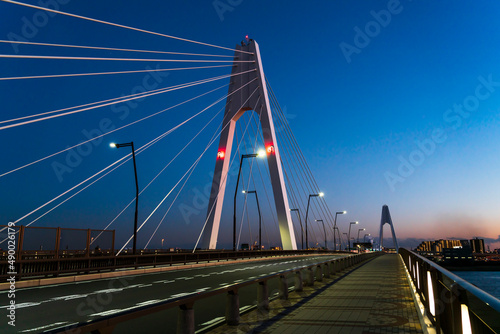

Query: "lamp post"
<box><xmin>357</xmin><ymin>228</ymin><xmax>366</xmax><ymax>243</ymax></box>
<box><xmin>333</xmin><ymin>211</ymin><xmax>346</xmax><ymax>251</ymax></box>
<box><xmin>315</xmin><ymin>219</ymin><xmax>327</xmax><ymax>250</ymax></box>
<box><xmin>110</xmin><ymin>142</ymin><xmax>139</xmax><ymax>255</ymax></box>
<box><xmin>333</xmin><ymin>227</ymin><xmax>342</xmax><ymax>251</ymax></box>
<box><xmin>242</xmin><ymin>190</ymin><xmax>261</xmax><ymax>250</ymax></box>
<box><xmin>364</xmin><ymin>233</ymin><xmax>371</xmax><ymax>242</ymax></box>
<box><xmin>233</xmin><ymin>150</ymin><xmax>265</xmax><ymax>251</ymax></box>
<box><xmin>348</xmin><ymin>221</ymin><xmax>358</xmax><ymax>251</ymax></box>
<box><xmin>290</xmin><ymin>208</ymin><xmax>303</xmax><ymax>250</ymax></box>
<box><xmin>305</xmin><ymin>192</ymin><xmax>324</xmax><ymax>249</ymax></box>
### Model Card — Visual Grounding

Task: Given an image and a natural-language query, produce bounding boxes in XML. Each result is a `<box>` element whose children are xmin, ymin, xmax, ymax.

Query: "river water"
<box><xmin>452</xmin><ymin>271</ymin><xmax>500</xmax><ymax>300</ymax></box>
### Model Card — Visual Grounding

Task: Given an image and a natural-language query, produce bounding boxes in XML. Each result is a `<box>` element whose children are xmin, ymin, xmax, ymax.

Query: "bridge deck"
<box><xmin>210</xmin><ymin>254</ymin><xmax>423</xmax><ymax>334</ymax></box>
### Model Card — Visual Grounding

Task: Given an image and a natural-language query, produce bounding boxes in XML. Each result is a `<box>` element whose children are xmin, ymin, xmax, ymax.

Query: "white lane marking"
<box><xmin>20</xmin><ymin>322</ymin><xmax>68</xmax><ymax>332</ymax></box>
<box><xmin>153</xmin><ymin>279</ymin><xmax>175</xmax><ymax>284</ymax></box>
<box><xmin>50</xmin><ymin>294</ymin><xmax>87</xmax><ymax>301</ymax></box>
<box><xmin>89</xmin><ymin>305</ymin><xmax>137</xmax><ymax>317</ymax></box>
<box><xmin>136</xmin><ymin>299</ymin><xmax>161</xmax><ymax>306</ymax></box>
<box><xmin>94</xmin><ymin>288</ymin><xmax>123</xmax><ymax>294</ymax></box>
<box><xmin>138</xmin><ymin>284</ymin><xmax>152</xmax><ymax>288</ymax></box>
<box><xmin>219</xmin><ymin>282</ymin><xmax>228</xmax><ymax>286</ymax></box>
<box><xmin>13</xmin><ymin>302</ymin><xmax>41</xmax><ymax>309</ymax></box>
<box><xmin>123</xmin><ymin>284</ymin><xmax>144</xmax><ymax>289</ymax></box>
<box><xmin>89</xmin><ymin>309</ymin><xmax>122</xmax><ymax>317</ymax></box>
<box><xmin>199</xmin><ymin>316</ymin><xmax>224</xmax><ymax>326</ymax></box>
<box><xmin>195</xmin><ymin>287</ymin><xmax>209</xmax><ymax>293</ymax></box>
<box><xmin>170</xmin><ymin>292</ymin><xmax>190</xmax><ymax>298</ymax></box>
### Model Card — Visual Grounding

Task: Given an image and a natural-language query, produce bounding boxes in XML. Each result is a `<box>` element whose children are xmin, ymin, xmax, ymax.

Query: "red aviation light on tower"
<box><xmin>266</xmin><ymin>145</ymin><xmax>275</xmax><ymax>154</ymax></box>
<box><xmin>217</xmin><ymin>150</ymin><xmax>225</xmax><ymax>159</ymax></box>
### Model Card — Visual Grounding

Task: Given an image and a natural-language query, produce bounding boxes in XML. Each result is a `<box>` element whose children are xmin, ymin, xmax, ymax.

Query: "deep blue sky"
<box><xmin>1</xmin><ymin>1</ymin><xmax>500</xmax><ymax>251</ymax></box>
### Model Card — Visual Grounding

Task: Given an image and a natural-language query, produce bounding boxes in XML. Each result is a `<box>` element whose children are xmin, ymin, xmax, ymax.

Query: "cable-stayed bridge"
<box><xmin>0</xmin><ymin>2</ymin><xmax>339</xmax><ymax>255</ymax></box>
<box><xmin>1</xmin><ymin>2</ymin><xmax>499</xmax><ymax>334</ymax></box>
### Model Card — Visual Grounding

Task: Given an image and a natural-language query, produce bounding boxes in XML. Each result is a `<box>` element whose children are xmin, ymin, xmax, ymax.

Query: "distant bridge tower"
<box><xmin>378</xmin><ymin>205</ymin><xmax>399</xmax><ymax>253</ymax></box>
<box><xmin>201</xmin><ymin>40</ymin><xmax>297</xmax><ymax>250</ymax></box>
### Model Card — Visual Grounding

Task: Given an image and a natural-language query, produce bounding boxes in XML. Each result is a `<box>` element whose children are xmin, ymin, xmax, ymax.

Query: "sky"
<box><xmin>1</xmin><ymin>0</ymin><xmax>500</xmax><ymax>251</ymax></box>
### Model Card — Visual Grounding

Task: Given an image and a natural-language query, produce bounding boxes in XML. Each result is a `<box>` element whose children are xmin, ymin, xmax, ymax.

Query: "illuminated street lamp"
<box><xmin>333</xmin><ymin>211</ymin><xmax>346</xmax><ymax>251</ymax></box>
<box><xmin>364</xmin><ymin>233</ymin><xmax>371</xmax><ymax>242</ymax></box>
<box><xmin>290</xmin><ymin>208</ymin><xmax>303</xmax><ymax>250</ymax></box>
<box><xmin>233</xmin><ymin>150</ymin><xmax>265</xmax><ymax>251</ymax></box>
<box><xmin>357</xmin><ymin>228</ymin><xmax>366</xmax><ymax>243</ymax></box>
<box><xmin>242</xmin><ymin>190</ymin><xmax>262</xmax><ymax>250</ymax></box>
<box><xmin>305</xmin><ymin>192</ymin><xmax>324</xmax><ymax>249</ymax></box>
<box><xmin>348</xmin><ymin>221</ymin><xmax>358</xmax><ymax>251</ymax></box>
<box><xmin>315</xmin><ymin>219</ymin><xmax>327</xmax><ymax>250</ymax></box>
<box><xmin>110</xmin><ymin>142</ymin><xmax>139</xmax><ymax>255</ymax></box>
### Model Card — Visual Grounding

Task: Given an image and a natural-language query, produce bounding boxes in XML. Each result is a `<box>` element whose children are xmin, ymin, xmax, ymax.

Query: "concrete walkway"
<box><xmin>208</xmin><ymin>254</ymin><xmax>423</xmax><ymax>334</ymax></box>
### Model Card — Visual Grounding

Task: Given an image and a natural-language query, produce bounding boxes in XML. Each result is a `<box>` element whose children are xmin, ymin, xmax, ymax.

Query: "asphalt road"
<box><xmin>0</xmin><ymin>254</ymin><xmax>348</xmax><ymax>333</ymax></box>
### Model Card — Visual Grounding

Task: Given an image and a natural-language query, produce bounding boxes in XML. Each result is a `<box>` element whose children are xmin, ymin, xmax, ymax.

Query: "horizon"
<box><xmin>1</xmin><ymin>1</ymin><xmax>500</xmax><ymax>251</ymax></box>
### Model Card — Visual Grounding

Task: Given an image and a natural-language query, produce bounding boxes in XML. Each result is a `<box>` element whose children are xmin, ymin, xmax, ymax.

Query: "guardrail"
<box><xmin>400</xmin><ymin>248</ymin><xmax>500</xmax><ymax>334</ymax></box>
<box><xmin>46</xmin><ymin>252</ymin><xmax>379</xmax><ymax>334</ymax></box>
<box><xmin>0</xmin><ymin>249</ymin><xmax>349</xmax><ymax>281</ymax></box>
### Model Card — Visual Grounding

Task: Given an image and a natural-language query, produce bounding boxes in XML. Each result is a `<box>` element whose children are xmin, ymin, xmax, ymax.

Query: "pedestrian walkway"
<box><xmin>208</xmin><ymin>254</ymin><xmax>423</xmax><ymax>334</ymax></box>
<box><xmin>261</xmin><ymin>254</ymin><xmax>422</xmax><ymax>333</ymax></box>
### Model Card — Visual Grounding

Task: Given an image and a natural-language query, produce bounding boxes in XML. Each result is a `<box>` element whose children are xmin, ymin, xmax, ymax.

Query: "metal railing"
<box><xmin>0</xmin><ymin>249</ymin><xmax>350</xmax><ymax>281</ymax></box>
<box><xmin>46</xmin><ymin>252</ymin><xmax>379</xmax><ymax>334</ymax></box>
<box><xmin>400</xmin><ymin>248</ymin><xmax>500</xmax><ymax>334</ymax></box>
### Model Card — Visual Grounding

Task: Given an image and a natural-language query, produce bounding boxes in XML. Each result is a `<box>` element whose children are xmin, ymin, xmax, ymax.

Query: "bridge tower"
<box><xmin>378</xmin><ymin>205</ymin><xmax>399</xmax><ymax>253</ymax></box>
<box><xmin>201</xmin><ymin>40</ymin><xmax>297</xmax><ymax>250</ymax></box>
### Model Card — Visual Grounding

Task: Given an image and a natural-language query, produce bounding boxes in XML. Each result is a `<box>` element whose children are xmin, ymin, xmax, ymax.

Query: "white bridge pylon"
<box><xmin>379</xmin><ymin>205</ymin><xmax>400</xmax><ymax>253</ymax></box>
<box><xmin>201</xmin><ymin>40</ymin><xmax>297</xmax><ymax>250</ymax></box>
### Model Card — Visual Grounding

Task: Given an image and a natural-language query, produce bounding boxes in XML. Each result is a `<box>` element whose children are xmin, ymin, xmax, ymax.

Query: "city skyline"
<box><xmin>1</xmin><ymin>1</ymin><xmax>500</xmax><ymax>250</ymax></box>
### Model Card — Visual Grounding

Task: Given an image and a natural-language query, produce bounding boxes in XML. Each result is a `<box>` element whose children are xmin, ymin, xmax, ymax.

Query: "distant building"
<box><xmin>470</xmin><ymin>238</ymin><xmax>485</xmax><ymax>253</ymax></box>
<box><xmin>416</xmin><ymin>238</ymin><xmax>485</xmax><ymax>257</ymax></box>
<box><xmin>442</xmin><ymin>247</ymin><xmax>473</xmax><ymax>264</ymax></box>
<box><xmin>416</xmin><ymin>239</ymin><xmax>463</xmax><ymax>253</ymax></box>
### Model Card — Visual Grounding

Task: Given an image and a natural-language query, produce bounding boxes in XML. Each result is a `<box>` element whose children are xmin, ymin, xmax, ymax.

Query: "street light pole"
<box><xmin>110</xmin><ymin>142</ymin><xmax>139</xmax><ymax>255</ymax></box>
<box><xmin>333</xmin><ymin>211</ymin><xmax>346</xmax><ymax>251</ymax></box>
<box><xmin>242</xmin><ymin>190</ymin><xmax>261</xmax><ymax>250</ymax></box>
<box><xmin>305</xmin><ymin>192</ymin><xmax>324</xmax><ymax>249</ymax></box>
<box><xmin>334</xmin><ymin>227</ymin><xmax>341</xmax><ymax>251</ymax></box>
<box><xmin>315</xmin><ymin>219</ymin><xmax>326</xmax><ymax>250</ymax></box>
<box><xmin>364</xmin><ymin>233</ymin><xmax>371</xmax><ymax>242</ymax></box>
<box><xmin>357</xmin><ymin>228</ymin><xmax>366</xmax><ymax>243</ymax></box>
<box><xmin>348</xmin><ymin>221</ymin><xmax>358</xmax><ymax>251</ymax></box>
<box><xmin>290</xmin><ymin>208</ymin><xmax>303</xmax><ymax>250</ymax></box>
<box><xmin>233</xmin><ymin>151</ymin><xmax>265</xmax><ymax>251</ymax></box>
